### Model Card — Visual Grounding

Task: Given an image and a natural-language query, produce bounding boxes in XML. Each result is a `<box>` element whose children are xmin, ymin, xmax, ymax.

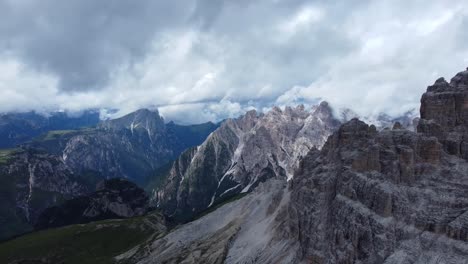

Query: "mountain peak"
<box><xmin>154</xmin><ymin>101</ymin><xmax>342</xmax><ymax>221</ymax></box>
<box><xmin>449</xmin><ymin>67</ymin><xmax>468</xmax><ymax>88</ymax></box>
<box><xmin>133</xmin><ymin>108</ymin><xmax>159</xmax><ymax>116</ymax></box>
<box><xmin>271</xmin><ymin>106</ymin><xmax>282</xmax><ymax>113</ymax></box>
<box><xmin>310</xmin><ymin>101</ymin><xmax>337</xmax><ymax>125</ymax></box>
<box><xmin>314</xmin><ymin>100</ymin><xmax>332</xmax><ymax>113</ymax></box>
<box><xmin>98</xmin><ymin>108</ymin><xmax>165</xmax><ymax>135</ymax></box>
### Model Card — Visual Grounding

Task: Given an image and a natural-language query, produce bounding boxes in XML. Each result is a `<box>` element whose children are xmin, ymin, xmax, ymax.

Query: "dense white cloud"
<box><xmin>277</xmin><ymin>0</ymin><xmax>468</xmax><ymax>118</ymax></box>
<box><xmin>0</xmin><ymin>0</ymin><xmax>467</xmax><ymax>123</ymax></box>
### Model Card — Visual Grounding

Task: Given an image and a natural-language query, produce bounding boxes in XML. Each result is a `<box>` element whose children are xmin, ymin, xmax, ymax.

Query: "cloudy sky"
<box><xmin>1</xmin><ymin>0</ymin><xmax>467</xmax><ymax>123</ymax></box>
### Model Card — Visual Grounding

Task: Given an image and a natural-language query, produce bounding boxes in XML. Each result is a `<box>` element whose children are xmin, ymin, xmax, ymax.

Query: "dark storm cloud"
<box><xmin>0</xmin><ymin>0</ymin><xmax>196</xmax><ymax>91</ymax></box>
<box><xmin>0</xmin><ymin>0</ymin><xmax>467</xmax><ymax>123</ymax></box>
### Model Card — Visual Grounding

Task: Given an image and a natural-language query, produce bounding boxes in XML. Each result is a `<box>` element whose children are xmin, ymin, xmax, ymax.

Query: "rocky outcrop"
<box><xmin>419</xmin><ymin>69</ymin><xmax>468</xmax><ymax>160</ymax></box>
<box><xmin>153</xmin><ymin>102</ymin><xmax>341</xmax><ymax>222</ymax></box>
<box><xmin>286</xmin><ymin>68</ymin><xmax>468</xmax><ymax>263</ymax></box>
<box><xmin>35</xmin><ymin>178</ymin><xmax>150</xmax><ymax>229</ymax></box>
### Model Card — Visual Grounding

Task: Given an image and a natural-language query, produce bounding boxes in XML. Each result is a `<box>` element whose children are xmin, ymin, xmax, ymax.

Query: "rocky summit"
<box><xmin>287</xmin><ymin>68</ymin><xmax>468</xmax><ymax>263</ymax></box>
<box><xmin>419</xmin><ymin>69</ymin><xmax>468</xmax><ymax>160</ymax></box>
<box><xmin>286</xmin><ymin>68</ymin><xmax>468</xmax><ymax>263</ymax></box>
<box><xmin>287</xmin><ymin>118</ymin><xmax>466</xmax><ymax>263</ymax></box>
<box><xmin>153</xmin><ymin>102</ymin><xmax>341</xmax><ymax>222</ymax></box>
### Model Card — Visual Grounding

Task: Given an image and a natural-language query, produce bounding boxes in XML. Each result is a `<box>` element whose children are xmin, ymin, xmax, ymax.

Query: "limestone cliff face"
<box><xmin>419</xmin><ymin>68</ymin><xmax>468</xmax><ymax>160</ymax></box>
<box><xmin>153</xmin><ymin>102</ymin><xmax>341</xmax><ymax>222</ymax></box>
<box><xmin>287</xmin><ymin>68</ymin><xmax>468</xmax><ymax>263</ymax></box>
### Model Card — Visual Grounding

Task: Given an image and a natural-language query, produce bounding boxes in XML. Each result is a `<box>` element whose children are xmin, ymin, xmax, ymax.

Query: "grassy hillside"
<box><xmin>0</xmin><ymin>149</ymin><xmax>19</xmax><ymax>165</ymax></box>
<box><xmin>0</xmin><ymin>212</ymin><xmax>166</xmax><ymax>264</ymax></box>
<box><xmin>29</xmin><ymin>128</ymin><xmax>94</xmax><ymax>155</ymax></box>
<box><xmin>41</xmin><ymin>129</ymin><xmax>76</xmax><ymax>140</ymax></box>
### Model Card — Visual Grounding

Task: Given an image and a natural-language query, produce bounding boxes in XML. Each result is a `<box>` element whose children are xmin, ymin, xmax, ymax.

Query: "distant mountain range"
<box><xmin>0</xmin><ymin>108</ymin><xmax>217</xmax><ymax>241</ymax></box>
<box><xmin>0</xmin><ymin>70</ymin><xmax>446</xmax><ymax>264</ymax></box>
<box><xmin>0</xmin><ymin>110</ymin><xmax>101</xmax><ymax>148</ymax></box>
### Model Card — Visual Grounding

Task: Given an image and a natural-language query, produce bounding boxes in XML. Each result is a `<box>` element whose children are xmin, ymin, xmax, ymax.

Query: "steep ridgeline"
<box><xmin>35</xmin><ymin>178</ymin><xmax>150</xmax><ymax>230</ymax></box>
<box><xmin>0</xmin><ymin>110</ymin><xmax>100</xmax><ymax>148</ymax></box>
<box><xmin>30</xmin><ymin>108</ymin><xmax>218</xmax><ymax>184</ymax></box>
<box><xmin>153</xmin><ymin>102</ymin><xmax>341</xmax><ymax>222</ymax></box>
<box><xmin>287</xmin><ymin>67</ymin><xmax>468</xmax><ymax>263</ymax></box>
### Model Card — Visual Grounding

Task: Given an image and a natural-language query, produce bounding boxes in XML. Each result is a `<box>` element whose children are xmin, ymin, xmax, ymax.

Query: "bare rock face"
<box><xmin>287</xmin><ymin>68</ymin><xmax>468</xmax><ymax>263</ymax></box>
<box><xmin>98</xmin><ymin>108</ymin><xmax>165</xmax><ymax>135</ymax></box>
<box><xmin>154</xmin><ymin>103</ymin><xmax>341</xmax><ymax>222</ymax></box>
<box><xmin>419</xmin><ymin>69</ymin><xmax>468</xmax><ymax>160</ymax></box>
<box><xmin>291</xmin><ymin>120</ymin><xmax>468</xmax><ymax>263</ymax></box>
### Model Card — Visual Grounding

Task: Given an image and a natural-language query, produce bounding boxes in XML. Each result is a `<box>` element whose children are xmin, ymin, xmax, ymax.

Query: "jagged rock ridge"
<box><xmin>418</xmin><ymin>69</ymin><xmax>468</xmax><ymax>160</ymax></box>
<box><xmin>287</xmin><ymin>68</ymin><xmax>468</xmax><ymax>263</ymax></box>
<box><xmin>154</xmin><ymin>102</ymin><xmax>341</xmax><ymax>222</ymax></box>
